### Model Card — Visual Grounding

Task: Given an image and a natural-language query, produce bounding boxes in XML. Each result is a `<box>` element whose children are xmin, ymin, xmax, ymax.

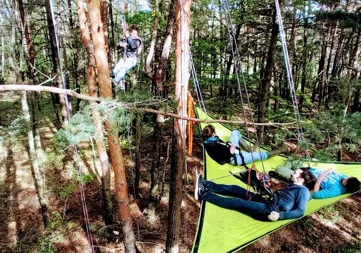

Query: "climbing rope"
<box><xmin>221</xmin><ymin>0</ymin><xmax>270</xmax><ymax>194</ymax></box>
<box><xmin>274</xmin><ymin>0</ymin><xmax>310</xmax><ymax>162</ymax></box>
<box><xmin>190</xmin><ymin>52</ymin><xmax>207</xmax><ymax>113</ymax></box>
<box><xmin>49</xmin><ymin>0</ymin><xmax>94</xmax><ymax>251</ymax></box>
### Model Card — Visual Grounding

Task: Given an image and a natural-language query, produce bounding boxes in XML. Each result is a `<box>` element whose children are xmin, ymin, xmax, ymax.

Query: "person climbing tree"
<box><xmin>113</xmin><ymin>25</ymin><xmax>142</xmax><ymax>86</ymax></box>
<box><xmin>201</xmin><ymin>125</ymin><xmax>295</xmax><ymax>166</ymax></box>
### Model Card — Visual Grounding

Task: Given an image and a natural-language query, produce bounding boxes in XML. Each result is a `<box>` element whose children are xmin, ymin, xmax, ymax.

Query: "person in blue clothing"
<box><xmin>310</xmin><ymin>168</ymin><xmax>360</xmax><ymax>199</ymax></box>
<box><xmin>194</xmin><ymin>168</ymin><xmax>316</xmax><ymax>221</ymax></box>
<box><xmin>202</xmin><ymin>125</ymin><xmax>292</xmax><ymax>166</ymax></box>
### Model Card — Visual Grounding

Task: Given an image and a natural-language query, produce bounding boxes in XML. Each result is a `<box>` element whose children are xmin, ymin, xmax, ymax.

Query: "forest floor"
<box><xmin>0</xmin><ymin>92</ymin><xmax>361</xmax><ymax>253</ymax></box>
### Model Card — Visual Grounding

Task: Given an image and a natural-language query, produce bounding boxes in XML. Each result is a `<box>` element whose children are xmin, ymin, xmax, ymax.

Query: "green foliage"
<box><xmin>50</xmin><ymin>210</ymin><xmax>62</xmax><ymax>230</ymax></box>
<box><xmin>54</xmin><ymin>105</ymin><xmax>95</xmax><ymax>150</ymax></box>
<box><xmin>314</xmin><ymin>148</ymin><xmax>335</xmax><ymax>162</ymax></box>
<box><xmin>73</xmin><ymin>170</ymin><xmax>95</xmax><ymax>184</ymax></box>
<box><xmin>42</xmin><ymin>152</ymin><xmax>64</xmax><ymax>169</ymax></box>
<box><xmin>298</xmin><ymin>216</ymin><xmax>313</xmax><ymax>230</ymax></box>
<box><xmin>304</xmin><ymin>104</ymin><xmax>361</xmax><ymax>160</ymax></box>
<box><xmin>315</xmin><ymin>9</ymin><xmax>361</xmax><ymax>30</ymax></box>
<box><xmin>319</xmin><ymin>205</ymin><xmax>340</xmax><ymax>224</ymax></box>
<box><xmin>59</xmin><ymin>184</ymin><xmax>75</xmax><ymax>198</ymax></box>
<box><xmin>333</xmin><ymin>242</ymin><xmax>361</xmax><ymax>253</ymax></box>
<box><xmin>8</xmin><ymin>116</ymin><xmax>29</xmax><ymax>140</ymax></box>
<box><xmin>38</xmin><ymin>238</ymin><xmax>55</xmax><ymax>253</ymax></box>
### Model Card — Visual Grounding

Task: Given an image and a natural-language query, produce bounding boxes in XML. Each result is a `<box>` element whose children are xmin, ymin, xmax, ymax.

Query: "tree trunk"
<box><xmin>299</xmin><ymin>2</ymin><xmax>309</xmax><ymax>109</ymax></box>
<box><xmin>44</xmin><ymin>0</ymin><xmax>69</xmax><ymax>126</ymax></box>
<box><xmin>258</xmin><ymin>5</ymin><xmax>278</xmax><ymax>143</ymax></box>
<box><xmin>145</xmin><ymin>0</ymin><xmax>158</xmax><ymax>77</ymax></box>
<box><xmin>88</xmin><ymin>1</ymin><xmax>136</xmax><ymax>251</ymax></box>
<box><xmin>166</xmin><ymin>0</ymin><xmax>191</xmax><ymax>252</ymax></box>
<box><xmin>150</xmin><ymin>113</ymin><xmax>164</xmax><ymax>201</ymax></box>
<box><xmin>77</xmin><ymin>0</ymin><xmax>114</xmax><ymax>225</ymax></box>
<box><xmin>100</xmin><ymin>0</ymin><xmax>110</xmax><ymax>64</ymax></box>
<box><xmin>17</xmin><ymin>0</ymin><xmax>35</xmax><ymax>80</ymax></box>
<box><xmin>312</xmin><ymin>21</ymin><xmax>331</xmax><ymax>105</ymax></box>
<box><xmin>153</xmin><ymin>0</ymin><xmax>176</xmax><ymax>97</ymax></box>
<box><xmin>134</xmin><ymin>115</ymin><xmax>141</xmax><ymax>198</ymax></box>
<box><xmin>22</xmin><ymin>91</ymin><xmax>49</xmax><ymax>227</ymax></box>
<box><xmin>350</xmin><ymin>31</ymin><xmax>361</xmax><ymax>112</ymax></box>
<box><xmin>8</xmin><ymin>3</ymin><xmax>22</xmax><ymax>82</ymax></box>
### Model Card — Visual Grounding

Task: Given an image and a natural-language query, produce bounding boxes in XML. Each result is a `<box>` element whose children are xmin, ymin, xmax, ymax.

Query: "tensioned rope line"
<box><xmin>274</xmin><ymin>0</ymin><xmax>303</xmax><ymax>141</ymax></box>
<box><xmin>189</xmin><ymin>52</ymin><xmax>206</xmax><ymax>113</ymax></box>
<box><xmin>221</xmin><ymin>0</ymin><xmax>270</xmax><ymax>191</ymax></box>
<box><xmin>274</xmin><ymin>0</ymin><xmax>310</xmax><ymax>162</ymax></box>
<box><xmin>49</xmin><ymin>0</ymin><xmax>95</xmax><ymax>251</ymax></box>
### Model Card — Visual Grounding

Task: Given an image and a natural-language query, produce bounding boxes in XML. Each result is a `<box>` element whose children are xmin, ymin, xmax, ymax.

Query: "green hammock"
<box><xmin>192</xmin><ymin>107</ymin><xmax>361</xmax><ymax>253</ymax></box>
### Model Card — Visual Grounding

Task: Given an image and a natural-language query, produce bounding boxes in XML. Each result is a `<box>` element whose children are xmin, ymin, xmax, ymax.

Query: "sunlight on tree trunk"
<box><xmin>166</xmin><ymin>0</ymin><xmax>191</xmax><ymax>252</ymax></box>
<box><xmin>77</xmin><ymin>0</ymin><xmax>114</xmax><ymax>225</ymax></box>
<box><xmin>22</xmin><ymin>91</ymin><xmax>49</xmax><ymax>227</ymax></box>
<box><xmin>87</xmin><ymin>0</ymin><xmax>136</xmax><ymax>251</ymax></box>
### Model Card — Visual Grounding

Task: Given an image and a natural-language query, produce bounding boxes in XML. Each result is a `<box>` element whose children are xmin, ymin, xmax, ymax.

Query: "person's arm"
<box><xmin>269</xmin><ymin>188</ymin><xmax>310</xmax><ymax>220</ymax></box>
<box><xmin>312</xmin><ymin>169</ymin><xmax>337</xmax><ymax>199</ymax></box>
<box><xmin>126</xmin><ymin>36</ymin><xmax>140</xmax><ymax>50</ymax></box>
<box><xmin>312</xmin><ymin>185</ymin><xmax>342</xmax><ymax>199</ymax></box>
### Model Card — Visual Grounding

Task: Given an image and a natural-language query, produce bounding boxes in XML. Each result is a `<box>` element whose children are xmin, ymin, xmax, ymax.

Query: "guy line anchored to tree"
<box><xmin>0</xmin><ymin>84</ymin><xmax>298</xmax><ymax>127</ymax></box>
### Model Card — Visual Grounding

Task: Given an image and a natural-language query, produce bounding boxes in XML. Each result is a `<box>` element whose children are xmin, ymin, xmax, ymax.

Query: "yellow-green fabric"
<box><xmin>192</xmin><ymin>108</ymin><xmax>361</xmax><ymax>253</ymax></box>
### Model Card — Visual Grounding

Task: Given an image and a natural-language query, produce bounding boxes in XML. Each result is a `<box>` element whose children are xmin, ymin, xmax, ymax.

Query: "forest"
<box><xmin>0</xmin><ymin>0</ymin><xmax>361</xmax><ymax>252</ymax></box>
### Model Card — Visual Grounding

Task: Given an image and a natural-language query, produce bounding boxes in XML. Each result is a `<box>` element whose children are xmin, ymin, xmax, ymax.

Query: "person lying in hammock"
<box><xmin>271</xmin><ymin>166</ymin><xmax>360</xmax><ymax>199</ymax></box>
<box><xmin>195</xmin><ymin>168</ymin><xmax>316</xmax><ymax>221</ymax></box>
<box><xmin>202</xmin><ymin>125</ymin><xmax>293</xmax><ymax>166</ymax></box>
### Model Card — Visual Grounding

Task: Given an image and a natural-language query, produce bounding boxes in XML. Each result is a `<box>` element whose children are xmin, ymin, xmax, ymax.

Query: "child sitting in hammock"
<box><xmin>201</xmin><ymin>125</ymin><xmax>292</xmax><ymax>166</ymax></box>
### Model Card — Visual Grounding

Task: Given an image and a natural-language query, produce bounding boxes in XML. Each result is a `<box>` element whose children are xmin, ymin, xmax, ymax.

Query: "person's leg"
<box><xmin>199</xmin><ymin>190</ymin><xmax>274</xmax><ymax>220</ymax></box>
<box><xmin>113</xmin><ymin>59</ymin><xmax>126</xmax><ymax>82</ymax></box>
<box><xmin>122</xmin><ymin>57</ymin><xmax>137</xmax><ymax>74</ymax></box>
<box><xmin>267</xmin><ymin>145</ymin><xmax>289</xmax><ymax>158</ymax></box>
<box><xmin>203</xmin><ymin>179</ymin><xmax>264</xmax><ymax>201</ymax></box>
<box><xmin>114</xmin><ymin>57</ymin><xmax>137</xmax><ymax>82</ymax></box>
<box><xmin>229</xmin><ymin>130</ymin><xmax>252</xmax><ymax>152</ymax></box>
<box><xmin>241</xmin><ymin>151</ymin><xmax>268</xmax><ymax>164</ymax></box>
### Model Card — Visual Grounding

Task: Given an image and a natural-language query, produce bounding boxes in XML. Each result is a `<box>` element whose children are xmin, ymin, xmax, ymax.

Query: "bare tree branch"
<box><xmin>0</xmin><ymin>84</ymin><xmax>298</xmax><ymax>127</ymax></box>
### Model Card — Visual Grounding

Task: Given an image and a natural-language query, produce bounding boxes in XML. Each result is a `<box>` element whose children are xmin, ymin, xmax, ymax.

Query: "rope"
<box><xmin>190</xmin><ymin>52</ymin><xmax>206</xmax><ymax>113</ymax></box>
<box><xmin>274</xmin><ymin>0</ymin><xmax>310</xmax><ymax>162</ymax></box>
<box><xmin>220</xmin><ymin>0</ymin><xmax>269</xmax><ymax>182</ymax></box>
<box><xmin>49</xmin><ymin>0</ymin><xmax>94</xmax><ymax>251</ymax></box>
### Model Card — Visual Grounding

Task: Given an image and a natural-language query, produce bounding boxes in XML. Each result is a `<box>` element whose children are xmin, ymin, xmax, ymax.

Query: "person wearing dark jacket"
<box><xmin>195</xmin><ymin>168</ymin><xmax>315</xmax><ymax>221</ymax></box>
<box><xmin>113</xmin><ymin>25</ymin><xmax>142</xmax><ymax>83</ymax></box>
<box><xmin>202</xmin><ymin>125</ymin><xmax>291</xmax><ymax>166</ymax></box>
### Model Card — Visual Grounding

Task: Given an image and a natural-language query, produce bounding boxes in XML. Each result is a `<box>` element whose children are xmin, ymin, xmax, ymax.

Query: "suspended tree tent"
<box><xmin>191</xmin><ymin>108</ymin><xmax>361</xmax><ymax>253</ymax></box>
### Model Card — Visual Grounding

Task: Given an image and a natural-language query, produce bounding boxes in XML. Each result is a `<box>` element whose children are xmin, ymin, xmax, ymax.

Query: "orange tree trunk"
<box><xmin>87</xmin><ymin>0</ymin><xmax>136</xmax><ymax>251</ymax></box>
<box><xmin>166</xmin><ymin>0</ymin><xmax>191</xmax><ymax>252</ymax></box>
<box><xmin>77</xmin><ymin>0</ymin><xmax>114</xmax><ymax>225</ymax></box>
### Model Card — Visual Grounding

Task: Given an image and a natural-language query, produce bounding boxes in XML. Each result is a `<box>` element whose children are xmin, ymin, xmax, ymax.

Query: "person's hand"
<box><xmin>229</xmin><ymin>143</ymin><xmax>236</xmax><ymax>154</ymax></box>
<box><xmin>268</xmin><ymin>211</ymin><xmax>280</xmax><ymax>221</ymax></box>
<box><xmin>125</xmin><ymin>31</ymin><xmax>130</xmax><ymax>37</ymax></box>
<box><xmin>117</xmin><ymin>42</ymin><xmax>127</xmax><ymax>49</ymax></box>
<box><xmin>318</xmin><ymin>169</ymin><xmax>334</xmax><ymax>182</ymax></box>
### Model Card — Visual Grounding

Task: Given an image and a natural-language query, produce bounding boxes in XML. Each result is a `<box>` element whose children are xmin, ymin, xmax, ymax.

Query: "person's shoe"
<box><xmin>118</xmin><ymin>79</ymin><xmax>126</xmax><ymax>90</ymax></box>
<box><xmin>251</xmin><ymin>144</ymin><xmax>259</xmax><ymax>152</ymax></box>
<box><xmin>195</xmin><ymin>173</ymin><xmax>205</xmax><ymax>201</ymax></box>
<box><xmin>239</xmin><ymin>137</ymin><xmax>252</xmax><ymax>152</ymax></box>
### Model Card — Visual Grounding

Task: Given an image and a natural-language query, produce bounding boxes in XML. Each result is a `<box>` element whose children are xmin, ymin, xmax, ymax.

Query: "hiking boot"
<box><xmin>195</xmin><ymin>173</ymin><xmax>205</xmax><ymax>200</ymax></box>
<box><xmin>239</xmin><ymin>137</ymin><xmax>252</xmax><ymax>152</ymax></box>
